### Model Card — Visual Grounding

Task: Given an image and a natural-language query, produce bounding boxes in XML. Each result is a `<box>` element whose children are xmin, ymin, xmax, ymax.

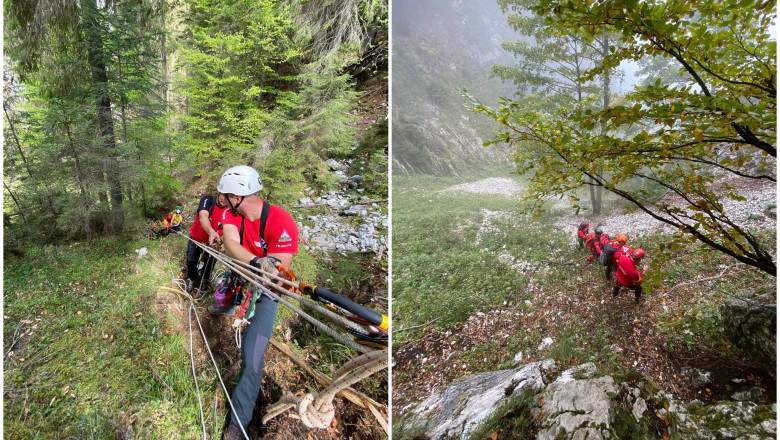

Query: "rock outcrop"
<box><xmin>720</xmin><ymin>281</ymin><xmax>776</xmax><ymax>378</ymax></box>
<box><xmin>395</xmin><ymin>362</ymin><xmax>776</xmax><ymax>440</ymax></box>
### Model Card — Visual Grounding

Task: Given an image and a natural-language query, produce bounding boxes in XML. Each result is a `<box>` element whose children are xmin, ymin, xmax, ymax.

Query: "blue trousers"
<box><xmin>230</xmin><ymin>294</ymin><xmax>278</xmax><ymax>426</ymax></box>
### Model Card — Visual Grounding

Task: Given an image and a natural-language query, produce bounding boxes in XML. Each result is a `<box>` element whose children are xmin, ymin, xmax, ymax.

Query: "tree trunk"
<box><xmin>3</xmin><ymin>181</ymin><xmax>27</xmax><ymax>223</ymax></box>
<box><xmin>4</xmin><ymin>104</ymin><xmax>33</xmax><ymax>179</ymax></box>
<box><xmin>83</xmin><ymin>0</ymin><xmax>124</xmax><ymax>232</ymax></box>
<box><xmin>65</xmin><ymin>121</ymin><xmax>93</xmax><ymax>243</ymax></box>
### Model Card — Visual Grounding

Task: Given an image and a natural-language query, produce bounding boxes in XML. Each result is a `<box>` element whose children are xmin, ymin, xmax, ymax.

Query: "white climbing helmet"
<box><xmin>218</xmin><ymin>165</ymin><xmax>263</xmax><ymax>196</ymax></box>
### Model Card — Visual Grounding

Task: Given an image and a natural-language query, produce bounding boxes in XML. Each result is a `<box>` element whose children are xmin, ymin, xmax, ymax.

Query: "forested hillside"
<box><xmin>4</xmin><ymin>1</ymin><xmax>388</xmax><ymax>438</ymax></box>
<box><xmin>391</xmin><ymin>0</ymin><xmax>516</xmax><ymax>175</ymax></box>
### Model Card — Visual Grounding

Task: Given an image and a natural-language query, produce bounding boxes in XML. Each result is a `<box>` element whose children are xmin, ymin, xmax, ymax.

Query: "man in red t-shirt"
<box><xmin>186</xmin><ymin>192</ymin><xmax>229</xmax><ymax>293</ymax></box>
<box><xmin>210</xmin><ymin>165</ymin><xmax>298</xmax><ymax>439</ymax></box>
<box><xmin>613</xmin><ymin>248</ymin><xmax>648</xmax><ymax>303</ymax></box>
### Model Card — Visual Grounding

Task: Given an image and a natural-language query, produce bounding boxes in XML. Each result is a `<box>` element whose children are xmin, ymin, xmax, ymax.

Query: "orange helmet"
<box><xmin>633</xmin><ymin>248</ymin><xmax>645</xmax><ymax>259</ymax></box>
<box><xmin>616</xmin><ymin>234</ymin><xmax>628</xmax><ymax>244</ymax></box>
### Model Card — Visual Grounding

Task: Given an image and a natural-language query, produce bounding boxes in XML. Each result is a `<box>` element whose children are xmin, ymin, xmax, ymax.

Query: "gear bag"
<box><xmin>600</xmin><ymin>242</ymin><xmax>618</xmax><ymax>266</ymax></box>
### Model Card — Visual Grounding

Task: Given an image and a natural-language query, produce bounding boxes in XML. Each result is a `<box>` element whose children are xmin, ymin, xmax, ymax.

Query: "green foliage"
<box><xmin>260</xmin><ymin>147</ymin><xmax>337</xmax><ymax>205</ymax></box>
<box><xmin>470</xmin><ymin>0</ymin><xmax>777</xmax><ymax>275</ymax></box>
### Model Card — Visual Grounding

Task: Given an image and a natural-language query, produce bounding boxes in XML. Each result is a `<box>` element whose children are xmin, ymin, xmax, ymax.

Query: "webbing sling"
<box><xmin>239</xmin><ymin>201</ymin><xmax>271</xmax><ymax>254</ymax></box>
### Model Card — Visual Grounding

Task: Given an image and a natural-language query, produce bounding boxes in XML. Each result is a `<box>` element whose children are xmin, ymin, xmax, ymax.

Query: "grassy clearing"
<box><xmin>392</xmin><ymin>173</ymin><xmax>568</xmax><ymax>340</ymax></box>
<box><xmin>4</xmin><ymin>238</ymin><xmax>207</xmax><ymax>438</ymax></box>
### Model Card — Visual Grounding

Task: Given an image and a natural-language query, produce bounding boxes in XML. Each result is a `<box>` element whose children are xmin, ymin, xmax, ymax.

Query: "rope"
<box><xmin>177</xmin><ymin>233</ymin><xmax>374</xmax><ymax>354</ymax></box>
<box><xmin>261</xmin><ymin>349</ymin><xmax>388</xmax><ymax>429</ymax></box>
<box><xmin>668</xmin><ymin>268</ymin><xmax>777</xmax><ymax>315</ymax></box>
<box><xmin>171</xmin><ymin>277</ymin><xmax>250</xmax><ymax>440</ymax></box>
<box><xmin>172</xmin><ymin>232</ymin><xmax>386</xmax><ymax>431</ymax></box>
<box><xmin>189</xmin><ymin>303</ymin><xmax>207</xmax><ymax>440</ymax></box>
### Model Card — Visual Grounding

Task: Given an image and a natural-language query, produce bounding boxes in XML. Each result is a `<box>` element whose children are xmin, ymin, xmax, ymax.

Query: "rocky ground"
<box><xmin>396</xmin><ymin>361</ymin><xmax>777</xmax><ymax>440</ymax></box>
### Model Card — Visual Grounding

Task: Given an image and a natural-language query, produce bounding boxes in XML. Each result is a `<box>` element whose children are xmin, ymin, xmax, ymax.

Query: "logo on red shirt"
<box><xmin>279</xmin><ymin>229</ymin><xmax>292</xmax><ymax>243</ymax></box>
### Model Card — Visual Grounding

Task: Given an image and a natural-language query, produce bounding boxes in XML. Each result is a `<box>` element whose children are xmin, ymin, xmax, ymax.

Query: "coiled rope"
<box><xmin>261</xmin><ymin>348</ymin><xmax>388</xmax><ymax>429</ymax></box>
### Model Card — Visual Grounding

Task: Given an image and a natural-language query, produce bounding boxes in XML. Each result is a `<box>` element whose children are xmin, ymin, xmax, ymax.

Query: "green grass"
<box><xmin>392</xmin><ymin>173</ymin><xmax>570</xmax><ymax>340</ymax></box>
<box><xmin>4</xmin><ymin>237</ymin><xmax>211</xmax><ymax>439</ymax></box>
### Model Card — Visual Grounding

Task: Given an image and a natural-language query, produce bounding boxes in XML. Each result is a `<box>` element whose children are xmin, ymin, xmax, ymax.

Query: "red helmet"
<box><xmin>166</xmin><ymin>214</ymin><xmax>173</xmax><ymax>221</ymax></box>
<box><xmin>633</xmin><ymin>248</ymin><xmax>645</xmax><ymax>259</ymax></box>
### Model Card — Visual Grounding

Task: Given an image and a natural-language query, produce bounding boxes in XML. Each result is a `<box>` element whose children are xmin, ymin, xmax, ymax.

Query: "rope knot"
<box><xmin>262</xmin><ymin>391</ymin><xmax>335</xmax><ymax>429</ymax></box>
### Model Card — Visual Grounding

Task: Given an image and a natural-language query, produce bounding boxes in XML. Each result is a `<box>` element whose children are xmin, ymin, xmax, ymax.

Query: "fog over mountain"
<box><xmin>392</xmin><ymin>0</ymin><xmax>518</xmax><ymax>175</ymax></box>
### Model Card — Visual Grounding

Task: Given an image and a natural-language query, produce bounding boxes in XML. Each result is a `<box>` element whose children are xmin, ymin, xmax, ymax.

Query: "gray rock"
<box><xmin>326</xmin><ymin>159</ymin><xmax>343</xmax><ymax>171</ymax></box>
<box><xmin>632</xmin><ymin>397</ymin><xmax>648</xmax><ymax>421</ymax></box>
<box><xmin>683</xmin><ymin>367</ymin><xmax>713</xmax><ymax>389</ymax></box>
<box><xmin>720</xmin><ymin>281</ymin><xmax>776</xmax><ymax>378</ymax></box>
<box><xmin>345</xmin><ymin>244</ymin><xmax>359</xmax><ymax>252</ymax></box>
<box><xmin>310</xmin><ymin>234</ymin><xmax>337</xmax><ymax>250</ymax></box>
<box><xmin>343</xmin><ymin>204</ymin><xmax>369</xmax><ymax>216</ymax></box>
<box><xmin>398</xmin><ymin>360</ymin><xmax>557</xmax><ymax>439</ymax></box>
<box><xmin>537</xmin><ymin>371</ymin><xmax>617</xmax><ymax>440</ymax></box>
<box><xmin>537</xmin><ymin>337</ymin><xmax>554</xmax><ymax>351</ymax></box>
<box><xmin>731</xmin><ymin>387</ymin><xmax>767</xmax><ymax>403</ymax></box>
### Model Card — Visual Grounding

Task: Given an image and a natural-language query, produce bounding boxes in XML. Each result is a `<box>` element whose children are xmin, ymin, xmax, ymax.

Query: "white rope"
<box><xmin>178</xmin><ymin>235</ymin><xmax>373</xmax><ymax>354</ymax></box>
<box><xmin>189</xmin><ymin>303</ymin><xmax>207</xmax><ymax>440</ymax></box>
<box><xmin>261</xmin><ymin>349</ymin><xmax>388</xmax><ymax>429</ymax></box>
<box><xmin>171</xmin><ymin>277</ymin><xmax>250</xmax><ymax>440</ymax></box>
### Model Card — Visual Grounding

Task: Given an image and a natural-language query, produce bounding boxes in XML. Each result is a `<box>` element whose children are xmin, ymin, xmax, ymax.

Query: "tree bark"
<box><xmin>82</xmin><ymin>0</ymin><xmax>124</xmax><ymax>232</ymax></box>
<box><xmin>3</xmin><ymin>104</ymin><xmax>33</xmax><ymax>179</ymax></box>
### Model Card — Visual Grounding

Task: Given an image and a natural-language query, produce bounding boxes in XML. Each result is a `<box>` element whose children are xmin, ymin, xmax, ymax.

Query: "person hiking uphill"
<box><xmin>600</xmin><ymin>234</ymin><xmax>629</xmax><ymax>280</ymax></box>
<box><xmin>161</xmin><ymin>214</ymin><xmax>173</xmax><ymax>237</ymax></box>
<box><xmin>186</xmin><ymin>193</ymin><xmax>230</xmax><ymax>293</ymax></box>
<box><xmin>577</xmin><ymin>222</ymin><xmax>589</xmax><ymax>249</ymax></box>
<box><xmin>613</xmin><ymin>248</ymin><xmax>648</xmax><ymax>303</ymax></box>
<box><xmin>210</xmin><ymin>165</ymin><xmax>298</xmax><ymax>440</ymax></box>
<box><xmin>585</xmin><ymin>228</ymin><xmax>605</xmax><ymax>261</ymax></box>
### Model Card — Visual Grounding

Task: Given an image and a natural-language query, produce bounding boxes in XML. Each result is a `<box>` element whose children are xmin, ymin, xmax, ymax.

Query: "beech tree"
<box><xmin>472</xmin><ymin>0</ymin><xmax>776</xmax><ymax>275</ymax></box>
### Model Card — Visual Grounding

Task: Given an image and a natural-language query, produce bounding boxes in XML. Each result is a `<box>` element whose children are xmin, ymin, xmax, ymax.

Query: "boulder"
<box><xmin>719</xmin><ymin>281</ymin><xmax>776</xmax><ymax>378</ymax></box>
<box><xmin>536</xmin><ymin>365</ymin><xmax>617</xmax><ymax>440</ymax></box>
<box><xmin>397</xmin><ymin>360</ymin><xmax>557</xmax><ymax>439</ymax></box>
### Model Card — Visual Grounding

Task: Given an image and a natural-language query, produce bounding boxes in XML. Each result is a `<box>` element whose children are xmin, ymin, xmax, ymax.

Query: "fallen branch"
<box><xmin>5</xmin><ymin>322</ymin><xmax>24</xmax><ymax>358</ymax></box>
<box><xmin>660</xmin><ymin>268</ymin><xmax>747</xmax><ymax>297</ymax></box>
<box><xmin>267</xmin><ymin>338</ymin><xmax>388</xmax><ymax>434</ymax></box>
<box><xmin>394</xmin><ymin>318</ymin><xmax>441</xmax><ymax>334</ymax></box>
<box><xmin>622</xmin><ymin>346</ymin><xmax>657</xmax><ymax>359</ymax></box>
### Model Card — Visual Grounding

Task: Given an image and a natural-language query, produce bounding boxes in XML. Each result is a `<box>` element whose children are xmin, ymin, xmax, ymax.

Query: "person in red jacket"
<box><xmin>577</xmin><ymin>222</ymin><xmax>589</xmax><ymax>248</ymax></box>
<box><xmin>600</xmin><ymin>234</ymin><xmax>628</xmax><ymax>280</ymax></box>
<box><xmin>212</xmin><ymin>165</ymin><xmax>298</xmax><ymax>439</ymax></box>
<box><xmin>613</xmin><ymin>248</ymin><xmax>648</xmax><ymax>303</ymax></box>
<box><xmin>585</xmin><ymin>228</ymin><xmax>605</xmax><ymax>261</ymax></box>
<box><xmin>186</xmin><ymin>192</ymin><xmax>230</xmax><ymax>293</ymax></box>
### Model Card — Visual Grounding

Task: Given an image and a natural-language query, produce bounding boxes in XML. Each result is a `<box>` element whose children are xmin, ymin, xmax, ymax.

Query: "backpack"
<box><xmin>600</xmin><ymin>242</ymin><xmax>618</xmax><ymax>266</ymax></box>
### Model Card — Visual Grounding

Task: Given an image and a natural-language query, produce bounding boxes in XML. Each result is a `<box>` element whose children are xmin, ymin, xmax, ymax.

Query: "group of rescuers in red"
<box><xmin>577</xmin><ymin>222</ymin><xmax>649</xmax><ymax>303</ymax></box>
<box><xmin>181</xmin><ymin>165</ymin><xmax>299</xmax><ymax>440</ymax></box>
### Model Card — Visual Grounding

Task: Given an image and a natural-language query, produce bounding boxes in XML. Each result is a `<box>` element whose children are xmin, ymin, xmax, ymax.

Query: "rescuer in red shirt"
<box><xmin>613</xmin><ymin>248</ymin><xmax>648</xmax><ymax>303</ymax></box>
<box><xmin>577</xmin><ymin>222</ymin><xmax>589</xmax><ymax>248</ymax></box>
<box><xmin>585</xmin><ymin>228</ymin><xmax>606</xmax><ymax>261</ymax></box>
<box><xmin>186</xmin><ymin>192</ymin><xmax>230</xmax><ymax>293</ymax></box>
<box><xmin>210</xmin><ymin>165</ymin><xmax>298</xmax><ymax>439</ymax></box>
<box><xmin>600</xmin><ymin>234</ymin><xmax>629</xmax><ymax>281</ymax></box>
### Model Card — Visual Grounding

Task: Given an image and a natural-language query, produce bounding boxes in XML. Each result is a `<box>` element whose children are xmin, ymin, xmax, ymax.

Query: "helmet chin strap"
<box><xmin>227</xmin><ymin>195</ymin><xmax>245</xmax><ymax>214</ymax></box>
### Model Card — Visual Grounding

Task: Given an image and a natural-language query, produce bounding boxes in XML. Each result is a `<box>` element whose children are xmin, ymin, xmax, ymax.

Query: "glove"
<box><xmin>249</xmin><ymin>256</ymin><xmax>281</xmax><ymax>273</ymax></box>
<box><xmin>587</xmin><ymin>255</ymin><xmax>595</xmax><ymax>261</ymax></box>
